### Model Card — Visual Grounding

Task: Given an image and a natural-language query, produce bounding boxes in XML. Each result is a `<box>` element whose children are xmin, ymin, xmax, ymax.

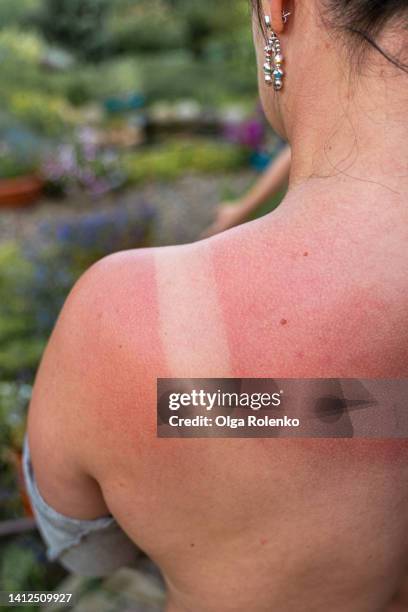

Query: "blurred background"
<box><xmin>0</xmin><ymin>1</ymin><xmax>286</xmax><ymax>608</ymax></box>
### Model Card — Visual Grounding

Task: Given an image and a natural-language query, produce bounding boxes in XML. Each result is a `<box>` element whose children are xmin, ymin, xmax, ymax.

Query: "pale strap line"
<box><xmin>154</xmin><ymin>244</ymin><xmax>233</xmax><ymax>378</ymax></box>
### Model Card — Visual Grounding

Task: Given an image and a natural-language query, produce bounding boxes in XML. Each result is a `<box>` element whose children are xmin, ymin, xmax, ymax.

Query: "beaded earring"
<box><xmin>263</xmin><ymin>10</ymin><xmax>291</xmax><ymax>91</ymax></box>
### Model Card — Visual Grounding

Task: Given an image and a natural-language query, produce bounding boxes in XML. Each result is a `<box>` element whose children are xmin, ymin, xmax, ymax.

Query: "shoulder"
<box><xmin>27</xmin><ymin>249</ymin><xmax>162</xmax><ymax>491</ymax></box>
<box><xmin>61</xmin><ymin>248</ymin><xmax>158</xmax><ymax>332</ymax></box>
<box><xmin>27</xmin><ymin>241</ymin><xmax>204</xmax><ymax>466</ymax></box>
<box><xmin>53</xmin><ymin>247</ymin><xmax>168</xmax><ymax>365</ymax></box>
<box><xmin>30</xmin><ymin>249</ymin><xmax>158</xmax><ymax>411</ymax></box>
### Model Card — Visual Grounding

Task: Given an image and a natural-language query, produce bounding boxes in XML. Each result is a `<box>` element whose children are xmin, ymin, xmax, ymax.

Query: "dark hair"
<box><xmin>251</xmin><ymin>0</ymin><xmax>408</xmax><ymax>73</ymax></box>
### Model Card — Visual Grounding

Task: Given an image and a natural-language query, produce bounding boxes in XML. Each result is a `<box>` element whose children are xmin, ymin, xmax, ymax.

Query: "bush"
<box><xmin>123</xmin><ymin>139</ymin><xmax>247</xmax><ymax>183</ymax></box>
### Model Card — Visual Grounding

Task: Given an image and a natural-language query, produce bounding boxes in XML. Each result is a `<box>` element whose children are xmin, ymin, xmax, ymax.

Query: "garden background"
<box><xmin>0</xmin><ymin>1</ymin><xmax>286</xmax><ymax>608</ymax></box>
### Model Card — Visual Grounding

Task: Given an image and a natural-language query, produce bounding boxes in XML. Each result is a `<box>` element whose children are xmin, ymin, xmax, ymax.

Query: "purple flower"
<box><xmin>222</xmin><ymin>118</ymin><xmax>266</xmax><ymax>151</ymax></box>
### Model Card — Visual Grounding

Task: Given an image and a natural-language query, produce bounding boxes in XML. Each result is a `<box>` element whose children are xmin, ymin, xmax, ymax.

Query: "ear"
<box><xmin>267</xmin><ymin>0</ymin><xmax>284</xmax><ymax>34</ymax></box>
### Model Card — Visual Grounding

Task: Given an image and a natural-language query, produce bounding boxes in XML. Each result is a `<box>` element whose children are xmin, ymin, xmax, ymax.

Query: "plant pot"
<box><xmin>0</xmin><ymin>175</ymin><xmax>44</xmax><ymax>209</ymax></box>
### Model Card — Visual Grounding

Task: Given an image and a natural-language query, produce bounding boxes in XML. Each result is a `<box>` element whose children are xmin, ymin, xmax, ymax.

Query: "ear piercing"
<box><xmin>263</xmin><ymin>10</ymin><xmax>291</xmax><ymax>91</ymax></box>
<box><xmin>282</xmin><ymin>10</ymin><xmax>291</xmax><ymax>24</ymax></box>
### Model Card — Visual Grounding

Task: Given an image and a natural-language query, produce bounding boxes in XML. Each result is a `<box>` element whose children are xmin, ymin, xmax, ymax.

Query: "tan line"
<box><xmin>154</xmin><ymin>244</ymin><xmax>232</xmax><ymax>377</ymax></box>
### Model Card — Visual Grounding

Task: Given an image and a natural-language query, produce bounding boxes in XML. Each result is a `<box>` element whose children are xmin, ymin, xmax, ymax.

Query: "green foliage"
<box><xmin>0</xmin><ymin>543</ymin><xmax>44</xmax><ymax>595</ymax></box>
<box><xmin>170</xmin><ymin>0</ymin><xmax>250</xmax><ymax>58</ymax></box>
<box><xmin>0</xmin><ymin>28</ymin><xmax>44</xmax><ymax>64</ymax></box>
<box><xmin>0</xmin><ymin>0</ymin><xmax>258</xmax><ymax>133</ymax></box>
<box><xmin>0</xmin><ymin>338</ymin><xmax>46</xmax><ymax>380</ymax></box>
<box><xmin>123</xmin><ymin>139</ymin><xmax>247</xmax><ymax>183</ymax></box>
<box><xmin>0</xmin><ymin>0</ymin><xmax>41</xmax><ymax>28</ymax></box>
<box><xmin>0</xmin><ymin>382</ymin><xmax>32</xmax><ymax>449</ymax></box>
<box><xmin>0</xmin><ymin>29</ymin><xmax>45</xmax><ymax>107</ymax></box>
<box><xmin>35</xmin><ymin>0</ymin><xmax>112</xmax><ymax>60</ymax></box>
<box><xmin>0</xmin><ymin>244</ymin><xmax>44</xmax><ymax>379</ymax></box>
<box><xmin>0</xmin><ymin>40</ymin><xmax>140</xmax><ymax>109</ymax></box>
<box><xmin>8</xmin><ymin>91</ymin><xmax>75</xmax><ymax>137</ymax></box>
<box><xmin>110</xmin><ymin>0</ymin><xmax>186</xmax><ymax>54</ymax></box>
<box><xmin>51</xmin><ymin>57</ymin><xmax>143</xmax><ymax>106</ymax></box>
<box><xmin>106</xmin><ymin>0</ymin><xmax>256</xmax><ymax>103</ymax></box>
<box><xmin>0</xmin><ymin>243</ymin><xmax>34</xmax><ymax>328</ymax></box>
<box><xmin>0</xmin><ymin>153</ymin><xmax>37</xmax><ymax>180</ymax></box>
<box><xmin>139</xmin><ymin>51</ymin><xmax>257</xmax><ymax>105</ymax></box>
<box><xmin>0</xmin><ymin>29</ymin><xmax>77</xmax><ymax>135</ymax></box>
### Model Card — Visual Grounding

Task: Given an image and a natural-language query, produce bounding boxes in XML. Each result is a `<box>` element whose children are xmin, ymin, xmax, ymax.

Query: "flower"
<box><xmin>223</xmin><ymin>117</ymin><xmax>266</xmax><ymax>151</ymax></box>
<box><xmin>41</xmin><ymin>129</ymin><xmax>126</xmax><ymax>198</ymax></box>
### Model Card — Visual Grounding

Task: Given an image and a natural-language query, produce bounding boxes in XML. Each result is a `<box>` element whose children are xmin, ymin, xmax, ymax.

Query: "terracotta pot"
<box><xmin>0</xmin><ymin>175</ymin><xmax>44</xmax><ymax>209</ymax></box>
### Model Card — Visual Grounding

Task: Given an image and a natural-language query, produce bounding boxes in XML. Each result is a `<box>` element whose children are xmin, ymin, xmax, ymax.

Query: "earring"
<box><xmin>263</xmin><ymin>10</ymin><xmax>291</xmax><ymax>91</ymax></box>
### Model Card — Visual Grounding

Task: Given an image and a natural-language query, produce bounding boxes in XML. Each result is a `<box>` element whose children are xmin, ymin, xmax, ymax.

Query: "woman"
<box><xmin>25</xmin><ymin>1</ymin><xmax>408</xmax><ymax>611</ymax></box>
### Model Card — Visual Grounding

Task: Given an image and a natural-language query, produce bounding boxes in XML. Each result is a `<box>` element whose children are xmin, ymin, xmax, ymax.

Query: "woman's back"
<box><xmin>73</xmin><ymin>184</ymin><xmax>408</xmax><ymax>612</ymax></box>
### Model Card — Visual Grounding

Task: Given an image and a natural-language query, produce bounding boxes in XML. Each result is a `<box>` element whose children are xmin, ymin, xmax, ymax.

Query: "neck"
<box><xmin>283</xmin><ymin>12</ymin><xmax>408</xmax><ymax>197</ymax></box>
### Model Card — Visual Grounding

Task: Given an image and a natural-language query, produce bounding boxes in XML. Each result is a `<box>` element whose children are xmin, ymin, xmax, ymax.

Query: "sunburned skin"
<box><xmin>28</xmin><ymin>179</ymin><xmax>408</xmax><ymax>612</ymax></box>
